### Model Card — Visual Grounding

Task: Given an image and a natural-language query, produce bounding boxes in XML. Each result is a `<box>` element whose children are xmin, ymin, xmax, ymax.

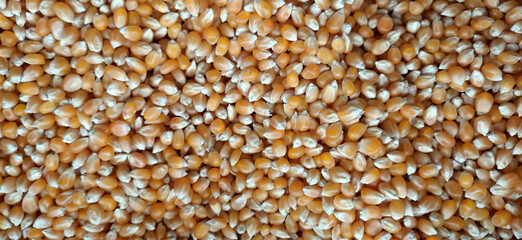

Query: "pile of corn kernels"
<box><xmin>0</xmin><ymin>0</ymin><xmax>521</xmax><ymax>239</ymax></box>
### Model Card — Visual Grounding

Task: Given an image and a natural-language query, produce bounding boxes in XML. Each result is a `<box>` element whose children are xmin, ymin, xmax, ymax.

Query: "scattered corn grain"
<box><xmin>0</xmin><ymin>0</ymin><xmax>520</xmax><ymax>239</ymax></box>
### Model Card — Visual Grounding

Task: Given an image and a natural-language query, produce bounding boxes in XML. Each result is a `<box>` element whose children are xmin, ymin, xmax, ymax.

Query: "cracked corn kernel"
<box><xmin>0</xmin><ymin>0</ymin><xmax>521</xmax><ymax>239</ymax></box>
